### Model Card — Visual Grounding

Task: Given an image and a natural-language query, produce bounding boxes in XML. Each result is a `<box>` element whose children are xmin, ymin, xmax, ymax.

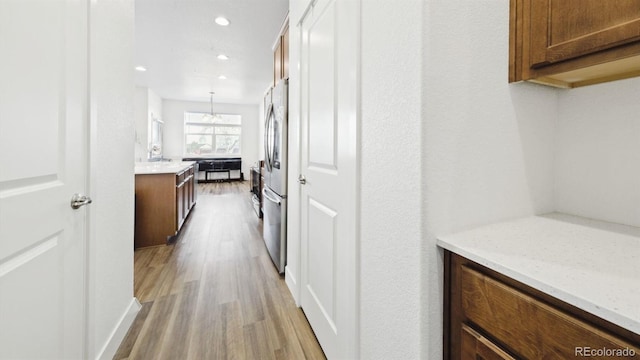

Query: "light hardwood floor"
<box><xmin>115</xmin><ymin>181</ymin><xmax>325</xmax><ymax>360</ymax></box>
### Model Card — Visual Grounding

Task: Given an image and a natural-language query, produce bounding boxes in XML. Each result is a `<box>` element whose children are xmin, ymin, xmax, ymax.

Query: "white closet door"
<box><xmin>0</xmin><ymin>0</ymin><xmax>89</xmax><ymax>358</ymax></box>
<box><xmin>299</xmin><ymin>0</ymin><xmax>359</xmax><ymax>358</ymax></box>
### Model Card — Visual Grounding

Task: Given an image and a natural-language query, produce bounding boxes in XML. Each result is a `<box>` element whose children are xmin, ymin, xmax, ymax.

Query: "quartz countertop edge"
<box><xmin>437</xmin><ymin>213</ymin><xmax>640</xmax><ymax>335</ymax></box>
<box><xmin>134</xmin><ymin>161</ymin><xmax>196</xmax><ymax>175</ymax></box>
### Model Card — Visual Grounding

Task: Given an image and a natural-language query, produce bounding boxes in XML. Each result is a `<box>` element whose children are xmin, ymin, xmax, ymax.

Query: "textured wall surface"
<box><xmin>134</xmin><ymin>87</ymin><xmax>148</xmax><ymax>160</ymax></box>
<box><xmin>556</xmin><ymin>77</ymin><xmax>640</xmax><ymax>227</ymax></box>
<box><xmin>360</xmin><ymin>0</ymin><xmax>423</xmax><ymax>358</ymax></box>
<box><xmin>133</xmin><ymin>87</ymin><xmax>163</xmax><ymax>161</ymax></box>
<box><xmin>87</xmin><ymin>0</ymin><xmax>135</xmax><ymax>358</ymax></box>
<box><xmin>421</xmin><ymin>0</ymin><xmax>557</xmax><ymax>358</ymax></box>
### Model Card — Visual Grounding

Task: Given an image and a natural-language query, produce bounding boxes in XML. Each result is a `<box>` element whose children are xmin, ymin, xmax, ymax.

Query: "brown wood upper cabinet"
<box><xmin>273</xmin><ymin>21</ymin><xmax>289</xmax><ymax>85</ymax></box>
<box><xmin>510</xmin><ymin>0</ymin><xmax>640</xmax><ymax>88</ymax></box>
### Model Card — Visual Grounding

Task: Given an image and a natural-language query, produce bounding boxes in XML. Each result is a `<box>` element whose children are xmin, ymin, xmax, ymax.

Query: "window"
<box><xmin>184</xmin><ymin>112</ymin><xmax>242</xmax><ymax>156</ymax></box>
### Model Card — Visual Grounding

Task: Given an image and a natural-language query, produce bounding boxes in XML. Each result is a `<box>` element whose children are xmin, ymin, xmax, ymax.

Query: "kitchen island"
<box><xmin>134</xmin><ymin>161</ymin><xmax>196</xmax><ymax>248</ymax></box>
<box><xmin>438</xmin><ymin>213</ymin><xmax>640</xmax><ymax>359</ymax></box>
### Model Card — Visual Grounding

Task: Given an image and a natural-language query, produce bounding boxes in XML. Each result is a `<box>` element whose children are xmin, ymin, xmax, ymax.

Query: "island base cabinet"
<box><xmin>444</xmin><ymin>252</ymin><xmax>640</xmax><ymax>359</ymax></box>
<box><xmin>135</xmin><ymin>165</ymin><xmax>196</xmax><ymax>248</ymax></box>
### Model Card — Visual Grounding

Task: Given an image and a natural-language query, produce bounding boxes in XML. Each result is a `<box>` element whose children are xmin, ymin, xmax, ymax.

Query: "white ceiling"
<box><xmin>134</xmin><ymin>0</ymin><xmax>289</xmax><ymax>104</ymax></box>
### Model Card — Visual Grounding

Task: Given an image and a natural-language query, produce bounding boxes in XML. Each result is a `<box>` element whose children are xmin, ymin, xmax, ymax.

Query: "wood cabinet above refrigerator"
<box><xmin>510</xmin><ymin>0</ymin><xmax>640</xmax><ymax>88</ymax></box>
<box><xmin>273</xmin><ymin>18</ymin><xmax>289</xmax><ymax>86</ymax></box>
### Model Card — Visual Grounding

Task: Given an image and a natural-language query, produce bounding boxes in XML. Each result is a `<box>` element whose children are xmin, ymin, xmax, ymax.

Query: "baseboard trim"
<box><xmin>285</xmin><ymin>265</ymin><xmax>300</xmax><ymax>306</ymax></box>
<box><xmin>96</xmin><ymin>297</ymin><xmax>142</xmax><ymax>360</ymax></box>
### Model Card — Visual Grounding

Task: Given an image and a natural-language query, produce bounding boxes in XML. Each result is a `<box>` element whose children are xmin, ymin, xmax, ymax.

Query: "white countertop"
<box><xmin>437</xmin><ymin>213</ymin><xmax>640</xmax><ymax>335</ymax></box>
<box><xmin>134</xmin><ymin>161</ymin><xmax>196</xmax><ymax>175</ymax></box>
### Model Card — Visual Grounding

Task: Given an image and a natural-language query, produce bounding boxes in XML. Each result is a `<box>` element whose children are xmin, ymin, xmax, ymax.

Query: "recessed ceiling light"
<box><xmin>218</xmin><ymin>75</ymin><xmax>227</xmax><ymax>80</ymax></box>
<box><xmin>217</xmin><ymin>54</ymin><xmax>229</xmax><ymax>60</ymax></box>
<box><xmin>215</xmin><ymin>17</ymin><xmax>230</xmax><ymax>26</ymax></box>
<box><xmin>135</xmin><ymin>66</ymin><xmax>147</xmax><ymax>72</ymax></box>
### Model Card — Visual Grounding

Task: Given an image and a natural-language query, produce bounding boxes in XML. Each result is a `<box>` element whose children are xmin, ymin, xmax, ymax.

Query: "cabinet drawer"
<box><xmin>461</xmin><ymin>325</ymin><xmax>514</xmax><ymax>360</ymax></box>
<box><xmin>461</xmin><ymin>266</ymin><xmax>640</xmax><ymax>359</ymax></box>
<box><xmin>176</xmin><ymin>171</ymin><xmax>185</xmax><ymax>184</ymax></box>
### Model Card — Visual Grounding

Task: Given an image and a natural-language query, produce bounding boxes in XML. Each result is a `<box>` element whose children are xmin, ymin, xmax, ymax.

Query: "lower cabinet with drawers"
<box><xmin>444</xmin><ymin>252</ymin><xmax>640</xmax><ymax>359</ymax></box>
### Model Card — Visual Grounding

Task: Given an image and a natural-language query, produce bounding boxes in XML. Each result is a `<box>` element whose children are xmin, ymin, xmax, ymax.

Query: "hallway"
<box><xmin>115</xmin><ymin>182</ymin><xmax>325</xmax><ymax>359</ymax></box>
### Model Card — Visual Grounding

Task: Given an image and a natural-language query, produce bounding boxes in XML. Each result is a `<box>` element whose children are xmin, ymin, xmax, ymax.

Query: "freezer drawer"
<box><xmin>262</xmin><ymin>187</ymin><xmax>287</xmax><ymax>274</ymax></box>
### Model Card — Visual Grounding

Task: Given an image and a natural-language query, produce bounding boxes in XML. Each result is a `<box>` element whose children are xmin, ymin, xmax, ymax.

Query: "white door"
<box><xmin>299</xmin><ymin>0</ymin><xmax>359</xmax><ymax>358</ymax></box>
<box><xmin>0</xmin><ymin>0</ymin><xmax>88</xmax><ymax>358</ymax></box>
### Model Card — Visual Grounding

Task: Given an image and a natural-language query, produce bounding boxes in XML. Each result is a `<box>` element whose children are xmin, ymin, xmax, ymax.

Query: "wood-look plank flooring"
<box><xmin>114</xmin><ymin>181</ymin><xmax>325</xmax><ymax>360</ymax></box>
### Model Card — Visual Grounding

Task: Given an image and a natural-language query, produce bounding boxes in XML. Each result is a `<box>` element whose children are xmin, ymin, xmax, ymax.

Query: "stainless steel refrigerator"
<box><xmin>263</xmin><ymin>79</ymin><xmax>288</xmax><ymax>274</ymax></box>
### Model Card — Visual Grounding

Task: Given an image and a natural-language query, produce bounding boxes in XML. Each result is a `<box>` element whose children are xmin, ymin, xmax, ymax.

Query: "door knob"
<box><xmin>70</xmin><ymin>193</ymin><xmax>92</xmax><ymax>209</ymax></box>
<box><xmin>298</xmin><ymin>174</ymin><xmax>306</xmax><ymax>185</ymax></box>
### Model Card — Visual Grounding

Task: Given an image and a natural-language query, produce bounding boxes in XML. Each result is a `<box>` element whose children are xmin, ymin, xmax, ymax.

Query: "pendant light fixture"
<box><xmin>202</xmin><ymin>91</ymin><xmax>222</xmax><ymax>122</ymax></box>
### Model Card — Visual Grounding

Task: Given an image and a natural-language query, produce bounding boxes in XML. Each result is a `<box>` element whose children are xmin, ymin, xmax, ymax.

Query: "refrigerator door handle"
<box><xmin>264</xmin><ymin>104</ymin><xmax>274</xmax><ymax>172</ymax></box>
<box><xmin>262</xmin><ymin>188</ymin><xmax>281</xmax><ymax>206</ymax></box>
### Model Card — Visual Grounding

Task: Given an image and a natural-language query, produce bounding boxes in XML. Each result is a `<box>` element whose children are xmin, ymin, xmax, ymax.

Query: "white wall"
<box><xmin>555</xmin><ymin>77</ymin><xmax>640</xmax><ymax>227</ymax></box>
<box><xmin>148</xmin><ymin>88</ymin><xmax>162</xmax><ymax>128</ymax></box>
<box><xmin>134</xmin><ymin>87</ymin><xmax>163</xmax><ymax>161</ymax></box>
<box><xmin>148</xmin><ymin>88</ymin><xmax>162</xmax><ymax>155</ymax></box>
<box><xmin>162</xmin><ymin>99</ymin><xmax>260</xmax><ymax>177</ymax></box>
<box><xmin>134</xmin><ymin>87</ymin><xmax>148</xmax><ymax>160</ymax></box>
<box><xmin>87</xmin><ymin>0</ymin><xmax>138</xmax><ymax>359</ymax></box>
<box><xmin>359</xmin><ymin>0</ymin><xmax>424</xmax><ymax>358</ymax></box>
<box><xmin>421</xmin><ymin>1</ymin><xmax>557</xmax><ymax>358</ymax></box>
